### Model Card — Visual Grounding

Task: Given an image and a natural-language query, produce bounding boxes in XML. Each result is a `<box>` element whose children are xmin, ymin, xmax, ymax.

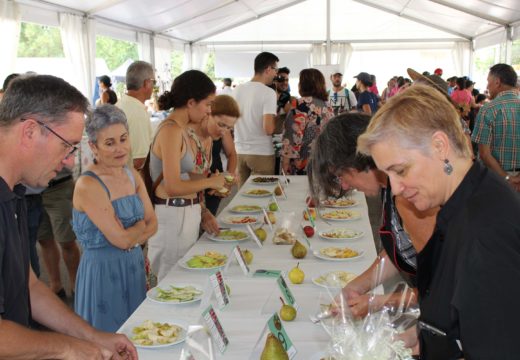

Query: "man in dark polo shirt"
<box><xmin>0</xmin><ymin>75</ymin><xmax>137</xmax><ymax>359</ymax></box>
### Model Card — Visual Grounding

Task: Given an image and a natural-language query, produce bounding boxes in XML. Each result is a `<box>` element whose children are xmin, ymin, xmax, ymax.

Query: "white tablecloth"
<box><xmin>119</xmin><ymin>175</ymin><xmax>378</xmax><ymax>359</ymax></box>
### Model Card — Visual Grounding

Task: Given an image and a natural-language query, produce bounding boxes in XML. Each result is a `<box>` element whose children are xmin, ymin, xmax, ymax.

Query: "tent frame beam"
<box><xmin>199</xmin><ymin>38</ymin><xmax>469</xmax><ymax>45</ymax></box>
<box><xmin>156</xmin><ymin>0</ymin><xmax>237</xmax><ymax>33</ymax></box>
<box><xmin>191</xmin><ymin>0</ymin><xmax>309</xmax><ymax>43</ymax></box>
<box><xmin>428</xmin><ymin>0</ymin><xmax>508</xmax><ymax>26</ymax></box>
<box><xmin>351</xmin><ymin>0</ymin><xmax>471</xmax><ymax>40</ymax></box>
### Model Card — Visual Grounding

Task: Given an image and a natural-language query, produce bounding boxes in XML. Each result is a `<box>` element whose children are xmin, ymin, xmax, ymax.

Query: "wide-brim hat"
<box><xmin>407</xmin><ymin>68</ymin><xmax>448</xmax><ymax>95</ymax></box>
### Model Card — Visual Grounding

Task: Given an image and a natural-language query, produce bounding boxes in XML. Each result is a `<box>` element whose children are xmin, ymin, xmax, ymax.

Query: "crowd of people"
<box><xmin>0</xmin><ymin>50</ymin><xmax>519</xmax><ymax>359</ymax></box>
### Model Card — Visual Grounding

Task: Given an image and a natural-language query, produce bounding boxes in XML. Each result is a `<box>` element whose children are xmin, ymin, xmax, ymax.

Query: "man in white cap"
<box><xmin>328</xmin><ymin>70</ymin><xmax>357</xmax><ymax>116</ymax></box>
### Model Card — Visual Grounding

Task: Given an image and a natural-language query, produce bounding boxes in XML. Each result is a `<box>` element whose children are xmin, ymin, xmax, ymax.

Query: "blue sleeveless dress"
<box><xmin>73</xmin><ymin>168</ymin><xmax>146</xmax><ymax>332</ymax></box>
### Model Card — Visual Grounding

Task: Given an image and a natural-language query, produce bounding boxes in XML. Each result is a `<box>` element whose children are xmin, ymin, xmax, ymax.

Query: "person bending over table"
<box><xmin>73</xmin><ymin>105</ymin><xmax>157</xmax><ymax>332</ymax></box>
<box><xmin>308</xmin><ymin>113</ymin><xmax>438</xmax><ymax>318</ymax></box>
<box><xmin>0</xmin><ymin>74</ymin><xmax>137</xmax><ymax>359</ymax></box>
<box><xmin>357</xmin><ymin>85</ymin><xmax>520</xmax><ymax>359</ymax></box>
<box><xmin>148</xmin><ymin>70</ymin><xmax>226</xmax><ymax>281</ymax></box>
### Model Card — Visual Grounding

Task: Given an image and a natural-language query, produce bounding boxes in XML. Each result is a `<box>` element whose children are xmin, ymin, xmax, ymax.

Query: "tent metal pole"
<box><xmin>505</xmin><ymin>26</ymin><xmax>513</xmax><ymax>64</ymax></box>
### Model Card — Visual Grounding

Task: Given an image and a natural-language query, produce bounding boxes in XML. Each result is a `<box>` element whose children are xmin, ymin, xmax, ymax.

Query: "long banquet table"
<box><xmin>119</xmin><ymin>175</ymin><xmax>378</xmax><ymax>359</ymax></box>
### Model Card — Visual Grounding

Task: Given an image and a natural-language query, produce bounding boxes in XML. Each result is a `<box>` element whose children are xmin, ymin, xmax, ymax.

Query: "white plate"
<box><xmin>318</xmin><ymin>228</ymin><xmax>365</xmax><ymax>241</ymax></box>
<box><xmin>146</xmin><ymin>284</ymin><xmax>203</xmax><ymax>304</ymax></box>
<box><xmin>320</xmin><ymin>209</ymin><xmax>361</xmax><ymax>221</ymax></box>
<box><xmin>221</xmin><ymin>215</ymin><xmax>259</xmax><ymax>226</ymax></box>
<box><xmin>311</xmin><ymin>271</ymin><xmax>358</xmax><ymax>289</ymax></box>
<box><xmin>320</xmin><ymin>197</ymin><xmax>359</xmax><ymax>208</ymax></box>
<box><xmin>230</xmin><ymin>205</ymin><xmax>264</xmax><ymax>213</ymax></box>
<box><xmin>122</xmin><ymin>320</ymin><xmax>187</xmax><ymax>349</ymax></box>
<box><xmin>312</xmin><ymin>248</ymin><xmax>364</xmax><ymax>262</ymax></box>
<box><xmin>241</xmin><ymin>189</ymin><xmax>273</xmax><ymax>198</ymax></box>
<box><xmin>250</xmin><ymin>177</ymin><xmax>279</xmax><ymax>186</ymax></box>
<box><xmin>208</xmin><ymin>230</ymin><xmax>249</xmax><ymax>242</ymax></box>
<box><xmin>179</xmin><ymin>257</ymin><xmax>228</xmax><ymax>271</ymax></box>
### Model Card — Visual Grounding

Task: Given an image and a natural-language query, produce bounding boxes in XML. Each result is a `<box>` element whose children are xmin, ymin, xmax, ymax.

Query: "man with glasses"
<box><xmin>0</xmin><ymin>74</ymin><xmax>137</xmax><ymax>359</ymax></box>
<box><xmin>328</xmin><ymin>70</ymin><xmax>357</xmax><ymax>116</ymax></box>
<box><xmin>233</xmin><ymin>51</ymin><xmax>279</xmax><ymax>186</ymax></box>
<box><xmin>116</xmin><ymin>60</ymin><xmax>155</xmax><ymax>171</ymax></box>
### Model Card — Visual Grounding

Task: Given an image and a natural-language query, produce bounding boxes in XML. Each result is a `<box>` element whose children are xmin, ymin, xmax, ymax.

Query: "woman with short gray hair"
<box><xmin>72</xmin><ymin>104</ymin><xmax>157</xmax><ymax>332</ymax></box>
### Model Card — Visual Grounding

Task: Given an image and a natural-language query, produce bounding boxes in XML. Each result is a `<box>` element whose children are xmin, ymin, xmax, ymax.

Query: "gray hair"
<box><xmin>126</xmin><ymin>61</ymin><xmax>154</xmax><ymax>91</ymax></box>
<box><xmin>86</xmin><ymin>104</ymin><xmax>128</xmax><ymax>143</ymax></box>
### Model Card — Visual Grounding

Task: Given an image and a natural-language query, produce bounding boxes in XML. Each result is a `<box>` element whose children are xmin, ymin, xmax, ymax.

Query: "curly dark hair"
<box><xmin>157</xmin><ymin>70</ymin><xmax>216</xmax><ymax>110</ymax></box>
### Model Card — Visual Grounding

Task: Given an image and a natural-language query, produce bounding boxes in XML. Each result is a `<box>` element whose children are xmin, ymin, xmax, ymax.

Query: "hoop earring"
<box><xmin>443</xmin><ymin>159</ymin><xmax>453</xmax><ymax>175</ymax></box>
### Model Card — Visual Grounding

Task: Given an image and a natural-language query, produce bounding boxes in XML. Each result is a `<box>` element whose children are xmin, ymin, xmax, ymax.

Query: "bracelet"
<box><xmin>505</xmin><ymin>175</ymin><xmax>511</xmax><ymax>181</ymax></box>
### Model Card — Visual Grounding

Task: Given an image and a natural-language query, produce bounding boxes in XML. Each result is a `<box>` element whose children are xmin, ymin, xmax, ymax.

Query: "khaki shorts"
<box><xmin>37</xmin><ymin>178</ymin><xmax>76</xmax><ymax>244</ymax></box>
<box><xmin>237</xmin><ymin>154</ymin><xmax>275</xmax><ymax>187</ymax></box>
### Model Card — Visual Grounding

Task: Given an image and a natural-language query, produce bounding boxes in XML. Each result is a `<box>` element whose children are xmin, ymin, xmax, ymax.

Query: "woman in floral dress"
<box><xmin>281</xmin><ymin>68</ymin><xmax>333</xmax><ymax>175</ymax></box>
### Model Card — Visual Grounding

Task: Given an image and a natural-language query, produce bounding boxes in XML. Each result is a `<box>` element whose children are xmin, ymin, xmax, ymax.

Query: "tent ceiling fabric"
<box><xmin>32</xmin><ymin>0</ymin><xmax>520</xmax><ymax>43</ymax></box>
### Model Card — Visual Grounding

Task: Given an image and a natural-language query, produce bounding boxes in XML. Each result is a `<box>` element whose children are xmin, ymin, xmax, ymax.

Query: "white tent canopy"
<box><xmin>3</xmin><ymin>0</ymin><xmax>520</xmax><ymax>97</ymax></box>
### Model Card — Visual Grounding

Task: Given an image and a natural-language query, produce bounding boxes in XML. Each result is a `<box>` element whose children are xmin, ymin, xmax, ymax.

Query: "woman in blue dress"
<box><xmin>72</xmin><ymin>105</ymin><xmax>157</xmax><ymax>332</ymax></box>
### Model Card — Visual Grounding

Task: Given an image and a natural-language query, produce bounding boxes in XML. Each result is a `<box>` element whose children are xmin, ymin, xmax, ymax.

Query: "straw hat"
<box><xmin>407</xmin><ymin>68</ymin><xmax>449</xmax><ymax>95</ymax></box>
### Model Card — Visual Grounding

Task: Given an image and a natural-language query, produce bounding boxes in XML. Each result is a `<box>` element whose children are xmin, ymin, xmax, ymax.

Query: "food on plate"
<box><xmin>252</xmin><ymin>176</ymin><xmax>279</xmax><ymax>183</ymax></box>
<box><xmin>321</xmin><ymin>196</ymin><xmax>357</xmax><ymax>207</ymax></box>
<box><xmin>288</xmin><ymin>262</ymin><xmax>305</xmax><ymax>284</ymax></box>
<box><xmin>254</xmin><ymin>226</ymin><xmax>267</xmax><ymax>242</ymax></box>
<box><xmin>153</xmin><ymin>285</ymin><xmax>202</xmax><ymax>303</ymax></box>
<box><xmin>260</xmin><ymin>333</ymin><xmax>289</xmax><ymax>360</ymax></box>
<box><xmin>319</xmin><ymin>246</ymin><xmax>359</xmax><ymax>259</ymax></box>
<box><xmin>231</xmin><ymin>204</ymin><xmax>262</xmax><ymax>212</ymax></box>
<box><xmin>225</xmin><ymin>216</ymin><xmax>258</xmax><ymax>224</ymax></box>
<box><xmin>131</xmin><ymin>320</ymin><xmax>183</xmax><ymax>346</ymax></box>
<box><xmin>186</xmin><ymin>251</ymin><xmax>227</xmax><ymax>268</ymax></box>
<box><xmin>321</xmin><ymin>209</ymin><xmax>360</xmax><ymax>220</ymax></box>
<box><xmin>245</xmin><ymin>189</ymin><xmax>272</xmax><ymax>196</ymax></box>
<box><xmin>303</xmin><ymin>225</ymin><xmax>315</xmax><ymax>237</ymax></box>
<box><xmin>274</xmin><ymin>185</ymin><xmax>283</xmax><ymax>196</ymax></box>
<box><xmin>272</xmin><ymin>227</ymin><xmax>297</xmax><ymax>245</ymax></box>
<box><xmin>215</xmin><ymin>229</ymin><xmax>248</xmax><ymax>240</ymax></box>
<box><xmin>268</xmin><ymin>202</ymin><xmax>279</xmax><ymax>212</ymax></box>
<box><xmin>320</xmin><ymin>228</ymin><xmax>363</xmax><ymax>239</ymax></box>
<box><xmin>264</xmin><ymin>211</ymin><xmax>276</xmax><ymax>225</ymax></box>
<box><xmin>314</xmin><ymin>271</ymin><xmax>357</xmax><ymax>288</ymax></box>
<box><xmin>303</xmin><ymin>208</ymin><xmax>316</xmax><ymax>221</ymax></box>
<box><xmin>291</xmin><ymin>240</ymin><xmax>307</xmax><ymax>259</ymax></box>
<box><xmin>279</xmin><ymin>298</ymin><xmax>297</xmax><ymax>321</ymax></box>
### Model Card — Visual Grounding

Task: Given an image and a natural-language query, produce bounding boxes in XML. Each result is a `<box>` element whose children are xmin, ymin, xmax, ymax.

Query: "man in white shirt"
<box><xmin>328</xmin><ymin>71</ymin><xmax>357</xmax><ymax>116</ymax></box>
<box><xmin>233</xmin><ymin>52</ymin><xmax>279</xmax><ymax>186</ymax></box>
<box><xmin>116</xmin><ymin>61</ymin><xmax>155</xmax><ymax>170</ymax></box>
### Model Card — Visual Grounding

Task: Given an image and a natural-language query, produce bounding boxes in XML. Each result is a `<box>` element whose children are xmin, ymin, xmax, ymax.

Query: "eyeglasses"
<box><xmin>22</xmin><ymin>118</ymin><xmax>79</xmax><ymax>160</ymax></box>
<box><xmin>216</xmin><ymin>121</ymin><xmax>234</xmax><ymax>131</ymax></box>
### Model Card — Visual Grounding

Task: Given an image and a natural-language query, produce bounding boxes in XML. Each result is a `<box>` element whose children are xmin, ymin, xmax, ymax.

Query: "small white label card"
<box><xmin>267</xmin><ymin>312</ymin><xmax>297</xmax><ymax>359</ymax></box>
<box><xmin>202</xmin><ymin>305</ymin><xmax>229</xmax><ymax>354</ymax></box>
<box><xmin>209</xmin><ymin>270</ymin><xmax>230</xmax><ymax>309</ymax></box>
<box><xmin>277</xmin><ymin>275</ymin><xmax>298</xmax><ymax>309</ymax></box>
<box><xmin>280</xmin><ymin>168</ymin><xmax>290</xmax><ymax>186</ymax></box>
<box><xmin>233</xmin><ymin>245</ymin><xmax>250</xmax><ymax>275</ymax></box>
<box><xmin>246</xmin><ymin>224</ymin><xmax>263</xmax><ymax>248</ymax></box>
<box><xmin>277</xmin><ymin>180</ymin><xmax>288</xmax><ymax>199</ymax></box>
<box><xmin>262</xmin><ymin>207</ymin><xmax>274</xmax><ymax>231</ymax></box>
<box><xmin>271</xmin><ymin>193</ymin><xmax>282</xmax><ymax>211</ymax></box>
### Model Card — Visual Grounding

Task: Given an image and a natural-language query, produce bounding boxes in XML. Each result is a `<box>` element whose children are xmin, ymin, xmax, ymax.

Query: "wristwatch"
<box><xmin>505</xmin><ymin>175</ymin><xmax>511</xmax><ymax>181</ymax></box>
